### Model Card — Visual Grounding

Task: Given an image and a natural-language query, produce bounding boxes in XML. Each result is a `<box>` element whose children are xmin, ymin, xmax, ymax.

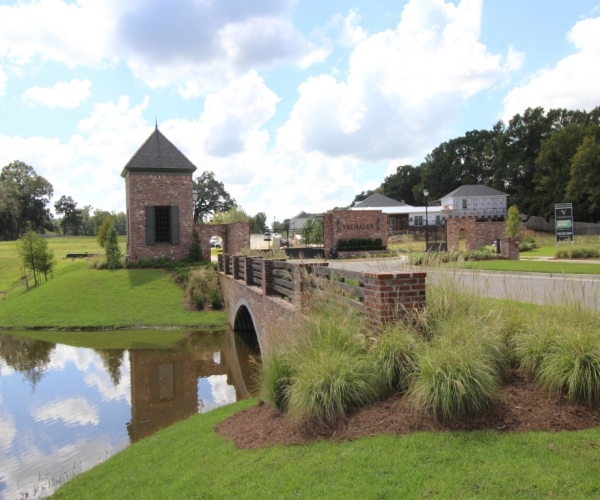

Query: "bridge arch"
<box><xmin>232</xmin><ymin>298</ymin><xmax>263</xmax><ymax>355</ymax></box>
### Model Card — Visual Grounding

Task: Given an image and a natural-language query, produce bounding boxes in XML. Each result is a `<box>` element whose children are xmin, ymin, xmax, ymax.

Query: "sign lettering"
<box><xmin>341</xmin><ymin>223</ymin><xmax>375</xmax><ymax>230</ymax></box>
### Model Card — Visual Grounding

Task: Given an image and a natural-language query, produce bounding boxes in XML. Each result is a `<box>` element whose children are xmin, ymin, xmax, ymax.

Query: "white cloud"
<box><xmin>208</xmin><ymin>375</ymin><xmax>236</xmax><ymax>406</ymax></box>
<box><xmin>502</xmin><ymin>15</ymin><xmax>600</xmax><ymax>119</ymax></box>
<box><xmin>276</xmin><ymin>0</ymin><xmax>520</xmax><ymax>163</ymax></box>
<box><xmin>0</xmin><ymin>413</ymin><xmax>16</xmax><ymax>451</ymax></box>
<box><xmin>0</xmin><ymin>66</ymin><xmax>6</xmax><ymax>96</ymax></box>
<box><xmin>33</xmin><ymin>397</ymin><xmax>99</xmax><ymax>427</ymax></box>
<box><xmin>0</xmin><ymin>0</ymin><xmax>328</xmax><ymax>94</ymax></box>
<box><xmin>337</xmin><ymin>9</ymin><xmax>368</xmax><ymax>47</ymax></box>
<box><xmin>23</xmin><ymin>79</ymin><xmax>92</xmax><ymax>108</ymax></box>
<box><xmin>0</xmin><ymin>0</ymin><xmax>120</xmax><ymax>67</ymax></box>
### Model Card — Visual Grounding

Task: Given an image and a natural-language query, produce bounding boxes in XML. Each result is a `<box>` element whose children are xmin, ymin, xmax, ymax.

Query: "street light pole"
<box><xmin>423</xmin><ymin>189</ymin><xmax>429</xmax><ymax>251</ymax></box>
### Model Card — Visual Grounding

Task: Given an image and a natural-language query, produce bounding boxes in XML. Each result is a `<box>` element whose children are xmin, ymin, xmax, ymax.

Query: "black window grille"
<box><xmin>155</xmin><ymin>206</ymin><xmax>171</xmax><ymax>243</ymax></box>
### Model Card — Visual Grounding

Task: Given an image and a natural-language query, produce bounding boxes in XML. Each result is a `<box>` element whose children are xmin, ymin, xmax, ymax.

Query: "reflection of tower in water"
<box><xmin>126</xmin><ymin>329</ymin><xmax>260</xmax><ymax>443</ymax></box>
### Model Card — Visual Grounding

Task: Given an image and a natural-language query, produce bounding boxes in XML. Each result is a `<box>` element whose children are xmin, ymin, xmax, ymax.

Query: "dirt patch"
<box><xmin>215</xmin><ymin>373</ymin><xmax>600</xmax><ymax>449</ymax></box>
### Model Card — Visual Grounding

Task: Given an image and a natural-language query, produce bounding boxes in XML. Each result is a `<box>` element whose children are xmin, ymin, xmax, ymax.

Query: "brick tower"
<box><xmin>121</xmin><ymin>126</ymin><xmax>197</xmax><ymax>260</ymax></box>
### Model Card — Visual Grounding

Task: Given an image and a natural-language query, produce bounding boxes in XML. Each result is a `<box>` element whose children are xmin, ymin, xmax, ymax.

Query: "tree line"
<box><xmin>353</xmin><ymin>106</ymin><xmax>600</xmax><ymax>222</ymax></box>
<box><xmin>0</xmin><ymin>160</ymin><xmax>126</xmax><ymax>240</ymax></box>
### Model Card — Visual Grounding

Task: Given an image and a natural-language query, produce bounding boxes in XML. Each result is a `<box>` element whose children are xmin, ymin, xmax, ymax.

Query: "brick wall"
<box><xmin>126</xmin><ymin>173</ymin><xmax>194</xmax><ymax>260</ymax></box>
<box><xmin>446</xmin><ymin>217</ymin><xmax>506</xmax><ymax>252</ymax></box>
<box><xmin>363</xmin><ymin>272</ymin><xmax>426</xmax><ymax>328</ymax></box>
<box><xmin>196</xmin><ymin>222</ymin><xmax>250</xmax><ymax>262</ymax></box>
<box><xmin>324</xmin><ymin>210</ymin><xmax>389</xmax><ymax>250</ymax></box>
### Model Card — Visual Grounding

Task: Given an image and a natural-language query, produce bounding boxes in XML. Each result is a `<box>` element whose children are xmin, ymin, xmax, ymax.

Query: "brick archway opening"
<box><xmin>233</xmin><ymin>305</ymin><xmax>260</xmax><ymax>356</ymax></box>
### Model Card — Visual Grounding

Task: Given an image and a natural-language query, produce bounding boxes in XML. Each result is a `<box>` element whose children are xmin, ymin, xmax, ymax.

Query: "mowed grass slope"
<box><xmin>52</xmin><ymin>399</ymin><xmax>600</xmax><ymax>500</ymax></box>
<box><xmin>0</xmin><ymin>236</ymin><xmax>227</xmax><ymax>329</ymax></box>
<box><xmin>0</xmin><ymin>261</ymin><xmax>227</xmax><ymax>328</ymax></box>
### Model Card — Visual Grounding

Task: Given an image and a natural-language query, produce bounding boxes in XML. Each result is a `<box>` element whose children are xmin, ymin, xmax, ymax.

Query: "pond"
<box><xmin>0</xmin><ymin>329</ymin><xmax>259</xmax><ymax>500</ymax></box>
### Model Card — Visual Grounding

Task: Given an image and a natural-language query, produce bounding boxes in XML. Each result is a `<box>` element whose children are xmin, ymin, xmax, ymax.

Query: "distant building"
<box><xmin>289</xmin><ymin>211</ymin><xmax>324</xmax><ymax>231</ymax></box>
<box><xmin>353</xmin><ymin>193</ymin><xmax>410</xmax><ymax>208</ymax></box>
<box><xmin>440</xmin><ymin>185</ymin><xmax>508</xmax><ymax>219</ymax></box>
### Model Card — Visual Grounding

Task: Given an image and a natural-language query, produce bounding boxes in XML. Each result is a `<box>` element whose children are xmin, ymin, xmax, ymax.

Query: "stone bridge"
<box><xmin>218</xmin><ymin>254</ymin><xmax>427</xmax><ymax>354</ymax></box>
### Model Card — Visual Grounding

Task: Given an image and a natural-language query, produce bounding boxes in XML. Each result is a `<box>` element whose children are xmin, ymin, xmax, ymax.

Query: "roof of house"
<box><xmin>441</xmin><ymin>185</ymin><xmax>508</xmax><ymax>198</ymax></box>
<box><xmin>353</xmin><ymin>205</ymin><xmax>447</xmax><ymax>215</ymax></box>
<box><xmin>121</xmin><ymin>127</ymin><xmax>197</xmax><ymax>177</ymax></box>
<box><xmin>353</xmin><ymin>193</ymin><xmax>408</xmax><ymax>208</ymax></box>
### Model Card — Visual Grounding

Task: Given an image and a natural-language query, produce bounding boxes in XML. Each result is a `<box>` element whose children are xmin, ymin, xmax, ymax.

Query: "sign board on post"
<box><xmin>555</xmin><ymin>203</ymin><xmax>574</xmax><ymax>246</ymax></box>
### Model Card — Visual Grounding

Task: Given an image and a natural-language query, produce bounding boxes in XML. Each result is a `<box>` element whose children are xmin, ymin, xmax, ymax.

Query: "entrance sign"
<box><xmin>555</xmin><ymin>203</ymin><xmax>574</xmax><ymax>246</ymax></box>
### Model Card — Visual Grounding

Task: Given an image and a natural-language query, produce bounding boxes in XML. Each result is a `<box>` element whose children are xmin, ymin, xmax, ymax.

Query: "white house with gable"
<box><xmin>441</xmin><ymin>185</ymin><xmax>508</xmax><ymax>219</ymax></box>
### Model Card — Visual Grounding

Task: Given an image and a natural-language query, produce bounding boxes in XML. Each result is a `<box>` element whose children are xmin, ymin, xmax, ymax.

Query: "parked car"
<box><xmin>210</xmin><ymin>237</ymin><xmax>222</xmax><ymax>248</ymax></box>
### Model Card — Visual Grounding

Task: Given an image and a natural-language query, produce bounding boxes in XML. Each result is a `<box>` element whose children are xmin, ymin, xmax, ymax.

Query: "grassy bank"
<box><xmin>52</xmin><ymin>398</ymin><xmax>600</xmax><ymax>499</ymax></box>
<box><xmin>461</xmin><ymin>260</ymin><xmax>600</xmax><ymax>274</ymax></box>
<box><xmin>0</xmin><ymin>261</ymin><xmax>227</xmax><ymax>329</ymax></box>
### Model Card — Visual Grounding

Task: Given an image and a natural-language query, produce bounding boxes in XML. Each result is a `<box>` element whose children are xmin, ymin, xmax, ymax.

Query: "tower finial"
<box><xmin>155</xmin><ymin>117</ymin><xmax>158</xmax><ymax>130</ymax></box>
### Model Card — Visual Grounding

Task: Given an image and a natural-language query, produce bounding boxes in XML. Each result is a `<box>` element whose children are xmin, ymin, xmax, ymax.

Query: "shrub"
<box><xmin>187</xmin><ymin>266</ymin><xmax>222</xmax><ymax>310</ymax></box>
<box><xmin>513</xmin><ymin>319</ymin><xmax>559</xmax><ymax>375</ymax></box>
<box><xmin>96</xmin><ymin>216</ymin><xmax>113</xmax><ymax>248</ymax></box>
<box><xmin>189</xmin><ymin>227</ymin><xmax>202</xmax><ymax>262</ymax></box>
<box><xmin>337</xmin><ymin>238</ymin><xmax>385</xmax><ymax>252</ymax></box>
<box><xmin>105</xmin><ymin>226</ymin><xmax>123</xmax><ymax>269</ymax></box>
<box><xmin>554</xmin><ymin>247</ymin><xmax>600</xmax><ymax>259</ymax></box>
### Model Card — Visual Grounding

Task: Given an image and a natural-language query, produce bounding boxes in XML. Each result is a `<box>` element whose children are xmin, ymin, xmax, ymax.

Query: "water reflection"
<box><xmin>0</xmin><ymin>329</ymin><xmax>259</xmax><ymax>500</ymax></box>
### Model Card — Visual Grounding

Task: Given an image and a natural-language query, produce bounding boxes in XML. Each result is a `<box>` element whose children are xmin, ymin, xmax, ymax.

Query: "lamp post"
<box><xmin>423</xmin><ymin>188</ymin><xmax>429</xmax><ymax>251</ymax></box>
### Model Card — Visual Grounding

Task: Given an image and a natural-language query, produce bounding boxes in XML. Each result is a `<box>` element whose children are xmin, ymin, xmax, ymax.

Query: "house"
<box><xmin>353</xmin><ymin>193</ymin><xmax>410</xmax><ymax>208</ymax></box>
<box><xmin>440</xmin><ymin>185</ymin><xmax>508</xmax><ymax>219</ymax></box>
<box><xmin>289</xmin><ymin>211</ymin><xmax>324</xmax><ymax>231</ymax></box>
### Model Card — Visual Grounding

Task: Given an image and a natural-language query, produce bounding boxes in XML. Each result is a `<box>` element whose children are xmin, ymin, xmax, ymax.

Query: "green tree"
<box><xmin>97</xmin><ymin>216</ymin><xmax>113</xmax><ymax>248</ymax></box>
<box><xmin>17</xmin><ymin>226</ymin><xmax>55</xmax><ymax>286</ymax></box>
<box><xmin>210</xmin><ymin>206</ymin><xmax>251</xmax><ymax>224</ymax></box>
<box><xmin>189</xmin><ymin>227</ymin><xmax>202</xmax><ymax>262</ymax></box>
<box><xmin>252</xmin><ymin>212</ymin><xmax>268</xmax><ymax>233</ymax></box>
<box><xmin>104</xmin><ymin>226</ymin><xmax>123</xmax><ymax>269</ymax></box>
<box><xmin>381</xmin><ymin>165</ymin><xmax>422</xmax><ymax>205</ymax></box>
<box><xmin>506</xmin><ymin>205</ymin><xmax>521</xmax><ymax>238</ymax></box>
<box><xmin>54</xmin><ymin>195</ymin><xmax>83</xmax><ymax>235</ymax></box>
<box><xmin>302</xmin><ymin>216</ymin><xmax>323</xmax><ymax>245</ymax></box>
<box><xmin>0</xmin><ymin>160</ymin><xmax>54</xmax><ymax>239</ymax></box>
<box><xmin>566</xmin><ymin>136</ymin><xmax>600</xmax><ymax>222</ymax></box>
<box><xmin>193</xmin><ymin>171</ymin><xmax>236</xmax><ymax>223</ymax></box>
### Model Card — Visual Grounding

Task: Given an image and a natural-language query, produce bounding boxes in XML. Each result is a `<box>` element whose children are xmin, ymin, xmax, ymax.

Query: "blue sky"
<box><xmin>0</xmin><ymin>0</ymin><xmax>599</xmax><ymax>221</ymax></box>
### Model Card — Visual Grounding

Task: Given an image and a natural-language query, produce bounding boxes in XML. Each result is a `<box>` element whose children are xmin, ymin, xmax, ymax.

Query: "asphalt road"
<box><xmin>326</xmin><ymin>258</ymin><xmax>600</xmax><ymax>309</ymax></box>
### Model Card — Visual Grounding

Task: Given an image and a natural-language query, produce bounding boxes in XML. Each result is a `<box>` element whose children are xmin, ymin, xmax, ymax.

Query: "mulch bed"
<box><xmin>215</xmin><ymin>373</ymin><xmax>600</xmax><ymax>449</ymax></box>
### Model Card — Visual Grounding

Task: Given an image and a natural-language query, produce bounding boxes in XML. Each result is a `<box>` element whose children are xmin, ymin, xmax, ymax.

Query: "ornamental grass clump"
<box><xmin>408</xmin><ymin>337</ymin><xmax>503</xmax><ymax>420</ymax></box>
<box><xmin>369</xmin><ymin>325</ymin><xmax>423</xmax><ymax>396</ymax></box>
<box><xmin>260</xmin><ymin>347</ymin><xmax>295</xmax><ymax>412</ymax></box>
<box><xmin>537</xmin><ymin>332</ymin><xmax>600</xmax><ymax>405</ymax></box>
<box><xmin>515</xmin><ymin>308</ymin><xmax>600</xmax><ymax>405</ymax></box>
<box><xmin>187</xmin><ymin>266</ymin><xmax>223</xmax><ymax>309</ymax></box>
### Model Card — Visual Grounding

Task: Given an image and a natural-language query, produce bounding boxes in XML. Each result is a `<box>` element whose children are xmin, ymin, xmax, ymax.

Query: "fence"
<box><xmin>524</xmin><ymin>215</ymin><xmax>600</xmax><ymax>235</ymax></box>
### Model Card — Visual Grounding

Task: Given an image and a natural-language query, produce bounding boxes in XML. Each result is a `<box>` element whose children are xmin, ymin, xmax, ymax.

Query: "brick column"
<box><xmin>363</xmin><ymin>272</ymin><xmax>426</xmax><ymax>328</ymax></box>
<box><xmin>323</xmin><ymin>213</ymin><xmax>333</xmax><ymax>251</ymax></box>
<box><xmin>501</xmin><ymin>237</ymin><xmax>520</xmax><ymax>260</ymax></box>
<box><xmin>262</xmin><ymin>259</ymin><xmax>274</xmax><ymax>296</ymax></box>
<box><xmin>243</xmin><ymin>257</ymin><xmax>253</xmax><ymax>286</ymax></box>
<box><xmin>217</xmin><ymin>254</ymin><xmax>224</xmax><ymax>272</ymax></box>
<box><xmin>232</xmin><ymin>255</ymin><xmax>240</xmax><ymax>280</ymax></box>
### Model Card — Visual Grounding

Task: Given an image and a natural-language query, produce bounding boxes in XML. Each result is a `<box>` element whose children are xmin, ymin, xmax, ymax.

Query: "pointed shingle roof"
<box><xmin>441</xmin><ymin>185</ymin><xmax>508</xmax><ymax>198</ymax></box>
<box><xmin>354</xmin><ymin>193</ymin><xmax>407</xmax><ymax>208</ymax></box>
<box><xmin>121</xmin><ymin>127</ymin><xmax>197</xmax><ymax>177</ymax></box>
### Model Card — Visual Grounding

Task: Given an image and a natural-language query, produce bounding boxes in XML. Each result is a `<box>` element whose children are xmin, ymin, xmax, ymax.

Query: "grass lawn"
<box><xmin>211</xmin><ymin>247</ymin><xmax>223</xmax><ymax>256</ymax></box>
<box><xmin>0</xmin><ymin>235</ymin><xmax>122</xmax><ymax>293</ymax></box>
<box><xmin>460</xmin><ymin>260</ymin><xmax>600</xmax><ymax>275</ymax></box>
<box><xmin>6</xmin><ymin>329</ymin><xmax>190</xmax><ymax>350</ymax></box>
<box><xmin>0</xmin><ymin>261</ymin><xmax>227</xmax><ymax>329</ymax></box>
<box><xmin>52</xmin><ymin>399</ymin><xmax>600</xmax><ymax>500</ymax></box>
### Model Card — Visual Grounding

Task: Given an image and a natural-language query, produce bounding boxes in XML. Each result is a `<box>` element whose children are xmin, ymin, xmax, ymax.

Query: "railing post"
<box><xmin>218</xmin><ymin>254</ymin><xmax>224</xmax><ymax>272</ymax></box>
<box><xmin>232</xmin><ymin>255</ymin><xmax>240</xmax><ymax>279</ymax></box>
<box><xmin>243</xmin><ymin>256</ymin><xmax>253</xmax><ymax>286</ymax></box>
<box><xmin>262</xmin><ymin>259</ymin><xmax>274</xmax><ymax>296</ymax></box>
<box><xmin>362</xmin><ymin>272</ymin><xmax>427</xmax><ymax>329</ymax></box>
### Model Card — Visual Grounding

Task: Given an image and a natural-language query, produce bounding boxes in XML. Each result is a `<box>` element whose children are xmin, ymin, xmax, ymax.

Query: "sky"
<box><xmin>0</xmin><ymin>0</ymin><xmax>599</xmax><ymax>222</ymax></box>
